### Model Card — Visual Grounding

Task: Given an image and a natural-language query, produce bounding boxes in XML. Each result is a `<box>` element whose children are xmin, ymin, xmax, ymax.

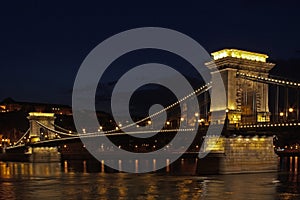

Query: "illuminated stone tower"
<box><xmin>207</xmin><ymin>49</ymin><xmax>275</xmax><ymax>124</ymax></box>
<box><xmin>26</xmin><ymin>112</ymin><xmax>61</xmax><ymax>162</ymax></box>
<box><xmin>27</xmin><ymin>112</ymin><xmax>56</xmax><ymax>141</ymax></box>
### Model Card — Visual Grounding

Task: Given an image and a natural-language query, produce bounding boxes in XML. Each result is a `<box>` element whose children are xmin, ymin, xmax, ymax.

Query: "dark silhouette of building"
<box><xmin>0</xmin><ymin>97</ymin><xmax>72</xmax><ymax>115</ymax></box>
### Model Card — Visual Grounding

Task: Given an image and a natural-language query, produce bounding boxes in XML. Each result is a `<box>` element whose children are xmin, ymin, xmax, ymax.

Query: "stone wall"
<box><xmin>220</xmin><ymin>136</ymin><xmax>278</xmax><ymax>174</ymax></box>
<box><xmin>198</xmin><ymin>136</ymin><xmax>278</xmax><ymax>174</ymax></box>
<box><xmin>29</xmin><ymin>147</ymin><xmax>61</xmax><ymax>162</ymax></box>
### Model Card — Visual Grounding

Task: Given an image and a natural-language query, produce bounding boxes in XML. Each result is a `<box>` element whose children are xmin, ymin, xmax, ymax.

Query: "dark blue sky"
<box><xmin>0</xmin><ymin>1</ymin><xmax>300</xmax><ymax>105</ymax></box>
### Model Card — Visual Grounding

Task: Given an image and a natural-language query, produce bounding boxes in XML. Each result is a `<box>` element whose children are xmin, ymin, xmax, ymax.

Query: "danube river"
<box><xmin>0</xmin><ymin>157</ymin><xmax>299</xmax><ymax>200</ymax></box>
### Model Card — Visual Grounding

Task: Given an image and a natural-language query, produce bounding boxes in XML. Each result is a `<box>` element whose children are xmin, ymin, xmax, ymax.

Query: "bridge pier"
<box><xmin>199</xmin><ymin>49</ymin><xmax>279</xmax><ymax>173</ymax></box>
<box><xmin>27</xmin><ymin>147</ymin><xmax>61</xmax><ymax>162</ymax></box>
<box><xmin>198</xmin><ymin>136</ymin><xmax>278</xmax><ymax>174</ymax></box>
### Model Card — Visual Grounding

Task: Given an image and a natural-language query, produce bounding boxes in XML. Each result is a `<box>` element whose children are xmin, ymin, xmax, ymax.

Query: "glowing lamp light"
<box><xmin>289</xmin><ymin>108</ymin><xmax>294</xmax><ymax>113</ymax></box>
<box><xmin>279</xmin><ymin>112</ymin><xmax>284</xmax><ymax>117</ymax></box>
<box><xmin>28</xmin><ymin>112</ymin><xmax>55</xmax><ymax>117</ymax></box>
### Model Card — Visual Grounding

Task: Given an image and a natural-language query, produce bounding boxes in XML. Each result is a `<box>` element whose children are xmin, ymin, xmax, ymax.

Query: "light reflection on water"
<box><xmin>0</xmin><ymin>157</ymin><xmax>299</xmax><ymax>200</ymax></box>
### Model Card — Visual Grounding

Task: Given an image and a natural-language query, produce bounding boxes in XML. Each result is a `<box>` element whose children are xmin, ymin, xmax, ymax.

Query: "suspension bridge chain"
<box><xmin>37</xmin><ymin>82</ymin><xmax>212</xmax><ymax>139</ymax></box>
<box><xmin>35</xmin><ymin>121</ymin><xmax>78</xmax><ymax>137</ymax></box>
<box><xmin>114</xmin><ymin>82</ymin><xmax>212</xmax><ymax>134</ymax></box>
<box><xmin>10</xmin><ymin>123</ymin><xmax>77</xmax><ymax>147</ymax></box>
<box><xmin>236</xmin><ymin>71</ymin><xmax>300</xmax><ymax>88</ymax></box>
<box><xmin>51</xmin><ymin>123</ymin><xmax>78</xmax><ymax>135</ymax></box>
<box><xmin>10</xmin><ymin>82</ymin><xmax>211</xmax><ymax>145</ymax></box>
<box><xmin>10</xmin><ymin>128</ymin><xmax>30</xmax><ymax>147</ymax></box>
<box><xmin>36</xmin><ymin>120</ymin><xmax>195</xmax><ymax>144</ymax></box>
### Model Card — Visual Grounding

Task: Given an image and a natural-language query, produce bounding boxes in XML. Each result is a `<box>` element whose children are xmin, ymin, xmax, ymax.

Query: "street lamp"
<box><xmin>180</xmin><ymin>117</ymin><xmax>186</xmax><ymax>128</ymax></box>
<box><xmin>279</xmin><ymin>112</ymin><xmax>284</xmax><ymax>123</ymax></box>
<box><xmin>148</xmin><ymin>120</ymin><xmax>152</xmax><ymax>129</ymax></box>
<box><xmin>288</xmin><ymin>107</ymin><xmax>295</xmax><ymax>121</ymax></box>
<box><xmin>195</xmin><ymin>113</ymin><xmax>199</xmax><ymax>127</ymax></box>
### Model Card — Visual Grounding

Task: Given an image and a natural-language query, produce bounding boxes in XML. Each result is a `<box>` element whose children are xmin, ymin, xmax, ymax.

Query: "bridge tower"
<box><xmin>25</xmin><ymin>112</ymin><xmax>61</xmax><ymax>162</ymax></box>
<box><xmin>207</xmin><ymin>49</ymin><xmax>275</xmax><ymax>124</ymax></box>
<box><xmin>27</xmin><ymin>112</ymin><xmax>56</xmax><ymax>142</ymax></box>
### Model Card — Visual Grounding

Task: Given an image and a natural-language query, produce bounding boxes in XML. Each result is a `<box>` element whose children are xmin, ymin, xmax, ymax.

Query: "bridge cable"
<box><xmin>35</xmin><ymin>121</ymin><xmax>78</xmax><ymax>137</ymax></box>
<box><xmin>78</xmin><ymin>83</ymin><xmax>211</xmax><ymax>136</ymax></box>
<box><xmin>236</xmin><ymin>72</ymin><xmax>300</xmax><ymax>88</ymax></box>
<box><xmin>13</xmin><ymin>128</ymin><xmax>30</xmax><ymax>146</ymax></box>
<box><xmin>34</xmin><ymin>82</ymin><xmax>211</xmax><ymax>137</ymax></box>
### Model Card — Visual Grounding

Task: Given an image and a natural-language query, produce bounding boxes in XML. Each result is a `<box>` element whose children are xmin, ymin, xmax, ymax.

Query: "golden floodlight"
<box><xmin>211</xmin><ymin>49</ymin><xmax>268</xmax><ymax>62</ymax></box>
<box><xmin>28</xmin><ymin>112</ymin><xmax>55</xmax><ymax>117</ymax></box>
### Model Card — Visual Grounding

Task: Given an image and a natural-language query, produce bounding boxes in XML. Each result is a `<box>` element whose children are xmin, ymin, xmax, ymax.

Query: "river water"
<box><xmin>0</xmin><ymin>157</ymin><xmax>299</xmax><ymax>200</ymax></box>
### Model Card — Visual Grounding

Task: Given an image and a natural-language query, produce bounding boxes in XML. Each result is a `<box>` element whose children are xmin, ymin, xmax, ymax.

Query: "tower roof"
<box><xmin>207</xmin><ymin>48</ymin><xmax>275</xmax><ymax>73</ymax></box>
<box><xmin>211</xmin><ymin>49</ymin><xmax>268</xmax><ymax>63</ymax></box>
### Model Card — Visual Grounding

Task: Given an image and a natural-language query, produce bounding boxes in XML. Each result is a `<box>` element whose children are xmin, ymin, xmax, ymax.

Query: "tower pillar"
<box><xmin>27</xmin><ymin>112</ymin><xmax>56</xmax><ymax>142</ymax></box>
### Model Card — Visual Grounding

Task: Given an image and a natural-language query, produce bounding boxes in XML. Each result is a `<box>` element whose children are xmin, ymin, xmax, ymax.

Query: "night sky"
<box><xmin>1</xmin><ymin>1</ymin><xmax>300</xmax><ymax>106</ymax></box>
